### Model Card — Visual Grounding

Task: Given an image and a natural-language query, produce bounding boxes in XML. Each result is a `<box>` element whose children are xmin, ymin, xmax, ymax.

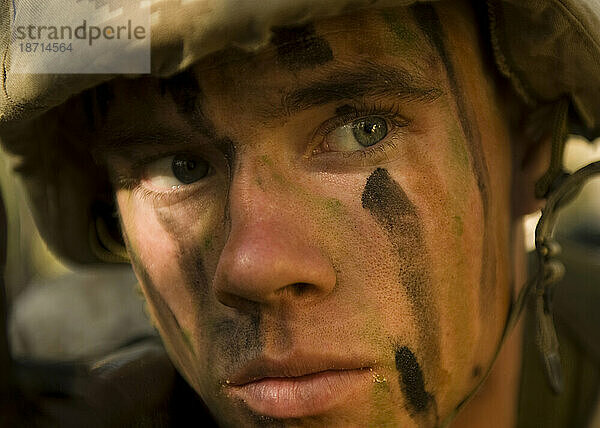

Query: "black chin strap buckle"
<box><xmin>532</xmin><ymin>160</ymin><xmax>600</xmax><ymax>394</ymax></box>
<box><xmin>534</xmin><ymin>238</ymin><xmax>564</xmax><ymax>394</ymax></box>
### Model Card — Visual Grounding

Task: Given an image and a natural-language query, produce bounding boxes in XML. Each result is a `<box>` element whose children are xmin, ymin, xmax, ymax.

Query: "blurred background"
<box><xmin>0</xmin><ymin>144</ymin><xmax>155</xmax><ymax>363</ymax></box>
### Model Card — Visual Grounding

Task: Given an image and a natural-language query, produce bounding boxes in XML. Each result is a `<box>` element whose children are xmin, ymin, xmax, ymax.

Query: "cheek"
<box><xmin>115</xmin><ymin>190</ymin><xmax>218</xmax><ymax>378</ymax></box>
<box><xmin>117</xmin><ymin>191</ymin><xmax>191</xmax><ymax>318</ymax></box>
<box><xmin>393</xmin><ymin>123</ymin><xmax>502</xmax><ymax>411</ymax></box>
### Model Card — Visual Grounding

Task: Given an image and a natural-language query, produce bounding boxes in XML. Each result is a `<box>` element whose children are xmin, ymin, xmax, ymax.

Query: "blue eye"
<box><xmin>351</xmin><ymin>117</ymin><xmax>388</xmax><ymax>147</ymax></box>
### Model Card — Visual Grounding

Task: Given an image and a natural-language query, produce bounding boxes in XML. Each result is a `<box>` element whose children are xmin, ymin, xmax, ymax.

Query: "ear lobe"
<box><xmin>512</xmin><ymin>132</ymin><xmax>553</xmax><ymax>217</ymax></box>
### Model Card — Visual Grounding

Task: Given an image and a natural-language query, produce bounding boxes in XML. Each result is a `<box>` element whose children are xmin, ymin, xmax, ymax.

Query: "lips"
<box><xmin>224</xmin><ymin>353</ymin><xmax>374</xmax><ymax>418</ymax></box>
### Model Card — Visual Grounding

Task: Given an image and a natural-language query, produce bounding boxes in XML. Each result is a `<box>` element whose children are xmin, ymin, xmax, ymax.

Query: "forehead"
<box><xmin>98</xmin><ymin>6</ymin><xmax>452</xmax><ymax>127</ymax></box>
<box><xmin>197</xmin><ymin>8</ymin><xmax>443</xmax><ymax>102</ymax></box>
<box><xmin>201</xmin><ymin>7</ymin><xmax>438</xmax><ymax>74</ymax></box>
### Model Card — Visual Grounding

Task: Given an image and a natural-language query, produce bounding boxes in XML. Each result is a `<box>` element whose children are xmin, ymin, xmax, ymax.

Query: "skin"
<box><xmin>89</xmin><ymin>1</ymin><xmax>540</xmax><ymax>426</ymax></box>
<box><xmin>270</xmin><ymin>23</ymin><xmax>334</xmax><ymax>70</ymax></box>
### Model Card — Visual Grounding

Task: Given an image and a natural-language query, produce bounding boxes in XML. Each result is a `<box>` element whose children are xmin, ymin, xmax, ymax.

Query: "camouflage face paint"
<box><xmin>411</xmin><ymin>5</ymin><xmax>494</xmax><ymax>308</ymax></box>
<box><xmin>159</xmin><ymin>70</ymin><xmax>219</xmax><ymax>140</ymax></box>
<box><xmin>381</xmin><ymin>9</ymin><xmax>420</xmax><ymax>56</ymax></box>
<box><xmin>126</xmin><ymin>241</ymin><xmax>196</xmax><ymax>358</ymax></box>
<box><xmin>270</xmin><ymin>23</ymin><xmax>334</xmax><ymax>71</ymax></box>
<box><xmin>153</xmin><ymin>202</ymin><xmax>266</xmax><ymax>373</ymax></box>
<box><xmin>249</xmin><ymin>414</ymin><xmax>287</xmax><ymax>428</ymax></box>
<box><xmin>395</xmin><ymin>346</ymin><xmax>435</xmax><ymax>415</ymax></box>
<box><xmin>370</xmin><ymin>375</ymin><xmax>398</xmax><ymax>427</ymax></box>
<box><xmin>361</xmin><ymin>168</ymin><xmax>440</xmax><ymax>365</ymax></box>
<box><xmin>208</xmin><ymin>308</ymin><xmax>264</xmax><ymax>371</ymax></box>
<box><xmin>159</xmin><ymin>70</ymin><xmax>202</xmax><ymax>117</ymax></box>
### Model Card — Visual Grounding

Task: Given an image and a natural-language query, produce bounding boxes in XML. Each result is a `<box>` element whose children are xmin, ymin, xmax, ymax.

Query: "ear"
<box><xmin>90</xmin><ymin>199</ymin><xmax>130</xmax><ymax>263</ymax></box>
<box><xmin>511</xmin><ymin>129</ymin><xmax>553</xmax><ymax>218</ymax></box>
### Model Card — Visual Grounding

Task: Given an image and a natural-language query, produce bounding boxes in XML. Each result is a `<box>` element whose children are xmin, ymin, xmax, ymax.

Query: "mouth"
<box><xmin>224</xmin><ymin>354</ymin><xmax>374</xmax><ymax>418</ymax></box>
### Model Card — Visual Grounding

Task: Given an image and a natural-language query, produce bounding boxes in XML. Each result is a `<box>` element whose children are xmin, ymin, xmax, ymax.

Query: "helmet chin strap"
<box><xmin>510</xmin><ymin>159</ymin><xmax>600</xmax><ymax>394</ymax></box>
<box><xmin>442</xmin><ymin>98</ymin><xmax>600</xmax><ymax>427</ymax></box>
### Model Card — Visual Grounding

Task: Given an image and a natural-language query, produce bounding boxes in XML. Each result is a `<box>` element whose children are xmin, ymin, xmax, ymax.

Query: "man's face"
<box><xmin>98</xmin><ymin>2</ymin><xmax>515</xmax><ymax>426</ymax></box>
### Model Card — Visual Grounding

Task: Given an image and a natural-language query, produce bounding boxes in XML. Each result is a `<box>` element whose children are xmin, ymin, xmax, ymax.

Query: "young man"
<box><xmin>1</xmin><ymin>0</ymin><xmax>599</xmax><ymax>426</ymax></box>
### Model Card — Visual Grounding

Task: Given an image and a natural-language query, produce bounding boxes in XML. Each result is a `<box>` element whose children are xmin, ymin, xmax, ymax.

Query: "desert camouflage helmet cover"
<box><xmin>0</xmin><ymin>0</ymin><xmax>599</xmax><ymax>263</ymax></box>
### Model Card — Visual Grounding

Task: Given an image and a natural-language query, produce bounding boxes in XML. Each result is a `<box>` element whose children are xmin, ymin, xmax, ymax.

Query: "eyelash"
<box><xmin>134</xmin><ymin>185</ymin><xmax>183</xmax><ymax>203</ymax></box>
<box><xmin>114</xmin><ymin>174</ymin><xmax>185</xmax><ymax>203</ymax></box>
<box><xmin>131</xmin><ymin>176</ymin><xmax>212</xmax><ymax>205</ymax></box>
<box><xmin>310</xmin><ymin>101</ymin><xmax>410</xmax><ymax>163</ymax></box>
<box><xmin>113</xmin><ymin>151</ymin><xmax>210</xmax><ymax>203</ymax></box>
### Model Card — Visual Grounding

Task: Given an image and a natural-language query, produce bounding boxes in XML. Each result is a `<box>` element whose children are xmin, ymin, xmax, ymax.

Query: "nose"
<box><xmin>213</xmin><ymin>172</ymin><xmax>337</xmax><ymax>308</ymax></box>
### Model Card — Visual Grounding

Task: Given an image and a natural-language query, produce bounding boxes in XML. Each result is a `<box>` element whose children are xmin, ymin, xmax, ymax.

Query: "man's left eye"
<box><xmin>316</xmin><ymin>116</ymin><xmax>389</xmax><ymax>154</ymax></box>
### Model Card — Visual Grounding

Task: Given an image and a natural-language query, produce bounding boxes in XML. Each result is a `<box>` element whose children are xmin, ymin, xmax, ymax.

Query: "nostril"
<box><xmin>292</xmin><ymin>283</ymin><xmax>310</xmax><ymax>296</ymax></box>
<box><xmin>217</xmin><ymin>291</ymin><xmax>261</xmax><ymax>312</ymax></box>
<box><xmin>218</xmin><ymin>282</ymin><xmax>318</xmax><ymax>309</ymax></box>
<box><xmin>276</xmin><ymin>283</ymin><xmax>316</xmax><ymax>298</ymax></box>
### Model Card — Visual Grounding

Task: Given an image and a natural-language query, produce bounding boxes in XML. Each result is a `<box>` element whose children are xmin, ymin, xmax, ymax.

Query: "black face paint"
<box><xmin>127</xmin><ymin>246</ymin><xmax>196</xmax><ymax>355</ymax></box>
<box><xmin>362</xmin><ymin>168</ymin><xmax>440</xmax><ymax>424</ymax></box>
<box><xmin>153</xmin><ymin>203</ymin><xmax>265</xmax><ymax>356</ymax></box>
<box><xmin>178</xmin><ymin>246</ymin><xmax>211</xmax><ymax>303</ymax></box>
<box><xmin>208</xmin><ymin>309</ymin><xmax>263</xmax><ymax>372</ymax></box>
<box><xmin>159</xmin><ymin>70</ymin><xmax>201</xmax><ymax>116</ymax></box>
<box><xmin>472</xmin><ymin>365</ymin><xmax>482</xmax><ymax>378</ymax></box>
<box><xmin>219</xmin><ymin>136</ymin><xmax>237</xmax><ymax>227</ymax></box>
<box><xmin>219</xmin><ymin>137</ymin><xmax>236</xmax><ymax>171</ymax></box>
<box><xmin>150</xmin><ymin>64</ymin><xmax>263</xmax><ymax>387</ymax></box>
<box><xmin>361</xmin><ymin>168</ymin><xmax>440</xmax><ymax>360</ymax></box>
<box><xmin>395</xmin><ymin>346</ymin><xmax>434</xmax><ymax>414</ymax></box>
<box><xmin>147</xmin><ymin>205</ymin><xmax>267</xmax><ymax>387</ymax></box>
<box><xmin>151</xmin><ymin>134</ymin><xmax>267</xmax><ymax>380</ymax></box>
<box><xmin>411</xmin><ymin>5</ymin><xmax>494</xmax><ymax>308</ymax></box>
<box><xmin>249</xmin><ymin>414</ymin><xmax>287</xmax><ymax>428</ymax></box>
<box><xmin>159</xmin><ymin>70</ymin><xmax>217</xmax><ymax>139</ymax></box>
<box><xmin>270</xmin><ymin>23</ymin><xmax>333</xmax><ymax>71</ymax></box>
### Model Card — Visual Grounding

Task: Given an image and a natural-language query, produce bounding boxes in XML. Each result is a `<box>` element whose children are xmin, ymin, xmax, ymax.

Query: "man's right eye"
<box><xmin>143</xmin><ymin>153</ymin><xmax>210</xmax><ymax>190</ymax></box>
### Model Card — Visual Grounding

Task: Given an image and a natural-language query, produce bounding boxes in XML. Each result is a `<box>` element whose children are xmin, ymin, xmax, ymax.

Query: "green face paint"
<box><xmin>412</xmin><ymin>4</ymin><xmax>495</xmax><ymax>311</ymax></box>
<box><xmin>257</xmin><ymin>154</ymin><xmax>348</xmax><ymax>222</ymax></box>
<box><xmin>181</xmin><ymin>327</ymin><xmax>196</xmax><ymax>355</ymax></box>
<box><xmin>370</xmin><ymin>376</ymin><xmax>397</xmax><ymax>428</ymax></box>
<box><xmin>379</xmin><ymin>9</ymin><xmax>423</xmax><ymax>58</ymax></box>
<box><xmin>203</xmin><ymin>236</ymin><xmax>214</xmax><ymax>252</ymax></box>
<box><xmin>382</xmin><ymin>10</ymin><xmax>419</xmax><ymax>45</ymax></box>
<box><xmin>323</xmin><ymin>197</ymin><xmax>344</xmax><ymax>217</ymax></box>
<box><xmin>453</xmin><ymin>215</ymin><xmax>464</xmax><ymax>237</ymax></box>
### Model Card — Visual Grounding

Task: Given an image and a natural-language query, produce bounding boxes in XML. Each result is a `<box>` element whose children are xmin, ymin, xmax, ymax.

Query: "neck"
<box><xmin>450</xmin><ymin>221</ymin><xmax>528</xmax><ymax>428</ymax></box>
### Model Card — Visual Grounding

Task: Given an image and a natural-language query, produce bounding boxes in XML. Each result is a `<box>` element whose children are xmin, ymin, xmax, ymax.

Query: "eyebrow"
<box><xmin>95</xmin><ymin>61</ymin><xmax>442</xmax><ymax>152</ymax></box>
<box><xmin>94</xmin><ymin>126</ymin><xmax>195</xmax><ymax>152</ymax></box>
<box><xmin>93</xmin><ymin>107</ymin><xmax>217</xmax><ymax>154</ymax></box>
<box><xmin>274</xmin><ymin>60</ymin><xmax>443</xmax><ymax>118</ymax></box>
